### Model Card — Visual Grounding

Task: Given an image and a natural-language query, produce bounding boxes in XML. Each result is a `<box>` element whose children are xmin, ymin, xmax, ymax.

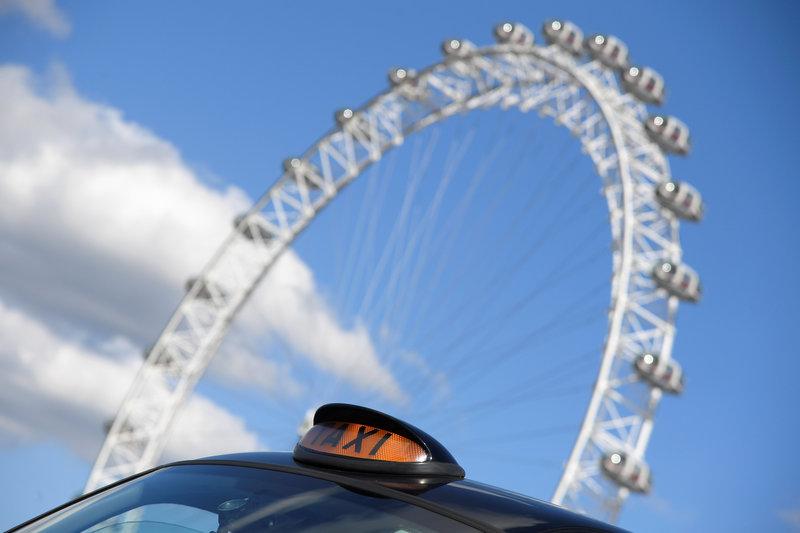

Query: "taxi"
<box><xmin>9</xmin><ymin>404</ymin><xmax>628</xmax><ymax>532</ymax></box>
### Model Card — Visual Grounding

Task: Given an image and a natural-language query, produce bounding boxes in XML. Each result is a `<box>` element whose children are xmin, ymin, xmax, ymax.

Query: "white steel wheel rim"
<box><xmin>87</xmin><ymin>39</ymin><xmax>686</xmax><ymax>523</ymax></box>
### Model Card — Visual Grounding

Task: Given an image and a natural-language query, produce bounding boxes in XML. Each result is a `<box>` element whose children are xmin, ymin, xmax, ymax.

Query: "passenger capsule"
<box><xmin>601</xmin><ymin>452</ymin><xmax>652</xmax><ymax>494</ymax></box>
<box><xmin>334</xmin><ymin>107</ymin><xmax>355</xmax><ymax>126</ymax></box>
<box><xmin>542</xmin><ymin>19</ymin><xmax>583</xmax><ymax>55</ymax></box>
<box><xmin>493</xmin><ymin>22</ymin><xmax>534</xmax><ymax>46</ymax></box>
<box><xmin>234</xmin><ymin>214</ymin><xmax>275</xmax><ymax>242</ymax></box>
<box><xmin>645</xmin><ymin>115</ymin><xmax>691</xmax><ymax>155</ymax></box>
<box><xmin>185</xmin><ymin>277</ymin><xmax>224</xmax><ymax>301</ymax></box>
<box><xmin>387</xmin><ymin>67</ymin><xmax>427</xmax><ymax>101</ymax></box>
<box><xmin>441</xmin><ymin>38</ymin><xmax>476</xmax><ymax>57</ymax></box>
<box><xmin>585</xmin><ymin>34</ymin><xmax>629</xmax><ymax>70</ymax></box>
<box><xmin>283</xmin><ymin>157</ymin><xmax>303</xmax><ymax>173</ymax></box>
<box><xmin>652</xmin><ymin>261</ymin><xmax>701</xmax><ymax>302</ymax></box>
<box><xmin>621</xmin><ymin>65</ymin><xmax>665</xmax><ymax>105</ymax></box>
<box><xmin>388</xmin><ymin>67</ymin><xmax>417</xmax><ymax>87</ymax></box>
<box><xmin>655</xmin><ymin>180</ymin><xmax>704</xmax><ymax>221</ymax></box>
<box><xmin>634</xmin><ymin>353</ymin><xmax>684</xmax><ymax>394</ymax></box>
<box><xmin>335</xmin><ymin>108</ymin><xmax>379</xmax><ymax>150</ymax></box>
<box><xmin>283</xmin><ymin>157</ymin><xmax>323</xmax><ymax>190</ymax></box>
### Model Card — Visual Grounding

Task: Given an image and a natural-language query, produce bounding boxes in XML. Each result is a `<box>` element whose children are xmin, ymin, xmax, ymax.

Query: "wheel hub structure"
<box><xmin>87</xmin><ymin>20</ymin><xmax>701</xmax><ymax>523</ymax></box>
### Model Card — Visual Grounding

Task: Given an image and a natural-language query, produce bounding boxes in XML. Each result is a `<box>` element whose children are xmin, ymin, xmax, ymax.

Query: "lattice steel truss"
<box><xmin>87</xmin><ymin>29</ymin><xmax>693</xmax><ymax>523</ymax></box>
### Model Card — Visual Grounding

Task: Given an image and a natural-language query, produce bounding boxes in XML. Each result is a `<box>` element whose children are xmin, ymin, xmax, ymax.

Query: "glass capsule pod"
<box><xmin>655</xmin><ymin>180</ymin><xmax>704</xmax><ymax>221</ymax></box>
<box><xmin>584</xmin><ymin>34</ymin><xmax>629</xmax><ymax>70</ymax></box>
<box><xmin>387</xmin><ymin>67</ymin><xmax>427</xmax><ymax>101</ymax></box>
<box><xmin>601</xmin><ymin>452</ymin><xmax>652</xmax><ymax>494</ymax></box>
<box><xmin>387</xmin><ymin>67</ymin><xmax>417</xmax><ymax>87</ymax></box>
<box><xmin>634</xmin><ymin>353</ymin><xmax>685</xmax><ymax>394</ymax></box>
<box><xmin>233</xmin><ymin>214</ymin><xmax>275</xmax><ymax>243</ymax></box>
<box><xmin>283</xmin><ymin>157</ymin><xmax>323</xmax><ymax>190</ymax></box>
<box><xmin>441</xmin><ymin>38</ymin><xmax>482</xmax><ymax>79</ymax></box>
<box><xmin>441</xmin><ymin>38</ymin><xmax>476</xmax><ymax>57</ymax></box>
<box><xmin>621</xmin><ymin>65</ymin><xmax>665</xmax><ymax>105</ymax></box>
<box><xmin>652</xmin><ymin>261</ymin><xmax>701</xmax><ymax>302</ymax></box>
<box><xmin>645</xmin><ymin>115</ymin><xmax>691</xmax><ymax>155</ymax></box>
<box><xmin>334</xmin><ymin>107</ymin><xmax>355</xmax><ymax>126</ymax></box>
<box><xmin>493</xmin><ymin>22</ymin><xmax>534</xmax><ymax>46</ymax></box>
<box><xmin>542</xmin><ymin>19</ymin><xmax>583</xmax><ymax>55</ymax></box>
<box><xmin>335</xmin><ymin>108</ymin><xmax>378</xmax><ymax>147</ymax></box>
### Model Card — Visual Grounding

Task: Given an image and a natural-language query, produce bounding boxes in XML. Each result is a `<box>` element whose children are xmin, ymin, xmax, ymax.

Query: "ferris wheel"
<box><xmin>85</xmin><ymin>18</ymin><xmax>703</xmax><ymax>523</ymax></box>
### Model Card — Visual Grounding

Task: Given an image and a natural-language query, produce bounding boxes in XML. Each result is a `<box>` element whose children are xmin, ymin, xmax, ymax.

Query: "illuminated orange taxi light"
<box><xmin>299</xmin><ymin>421</ymin><xmax>428</xmax><ymax>463</ymax></box>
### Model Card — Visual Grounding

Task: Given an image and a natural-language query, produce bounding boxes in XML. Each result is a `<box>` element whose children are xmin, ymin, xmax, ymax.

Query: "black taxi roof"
<box><xmin>11</xmin><ymin>403</ymin><xmax>628</xmax><ymax>532</ymax></box>
<box><xmin>189</xmin><ymin>451</ymin><xmax>629</xmax><ymax>532</ymax></box>
<box><xmin>10</xmin><ymin>450</ymin><xmax>629</xmax><ymax>533</ymax></box>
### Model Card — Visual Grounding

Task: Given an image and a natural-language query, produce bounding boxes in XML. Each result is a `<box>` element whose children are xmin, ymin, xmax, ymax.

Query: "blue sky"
<box><xmin>0</xmin><ymin>1</ymin><xmax>799</xmax><ymax>531</ymax></box>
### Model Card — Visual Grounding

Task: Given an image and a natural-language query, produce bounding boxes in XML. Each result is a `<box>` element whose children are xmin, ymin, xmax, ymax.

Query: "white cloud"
<box><xmin>0</xmin><ymin>63</ymin><xmax>404</xmax><ymax>461</ymax></box>
<box><xmin>0</xmin><ymin>64</ymin><xmax>251</xmax><ymax>342</ymax></box>
<box><xmin>0</xmin><ymin>297</ymin><xmax>263</xmax><ymax>461</ymax></box>
<box><xmin>0</xmin><ymin>0</ymin><xmax>70</xmax><ymax>37</ymax></box>
<box><xmin>208</xmin><ymin>336</ymin><xmax>305</xmax><ymax>399</ymax></box>
<box><xmin>164</xmin><ymin>395</ymin><xmax>263</xmax><ymax>462</ymax></box>
<box><xmin>246</xmin><ymin>256</ymin><xmax>407</xmax><ymax>403</ymax></box>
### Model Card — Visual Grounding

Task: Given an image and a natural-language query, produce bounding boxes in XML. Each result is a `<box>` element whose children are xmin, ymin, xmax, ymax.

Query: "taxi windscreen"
<box><xmin>18</xmin><ymin>464</ymin><xmax>478</xmax><ymax>533</ymax></box>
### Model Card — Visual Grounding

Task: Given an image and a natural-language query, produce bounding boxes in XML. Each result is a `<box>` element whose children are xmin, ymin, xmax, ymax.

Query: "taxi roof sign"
<box><xmin>300</xmin><ymin>421</ymin><xmax>428</xmax><ymax>463</ymax></box>
<box><xmin>293</xmin><ymin>403</ymin><xmax>465</xmax><ymax>479</ymax></box>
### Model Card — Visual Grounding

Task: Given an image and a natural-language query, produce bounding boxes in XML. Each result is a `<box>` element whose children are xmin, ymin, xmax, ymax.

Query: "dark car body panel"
<box><xmin>10</xmin><ymin>451</ymin><xmax>628</xmax><ymax>533</ymax></box>
<box><xmin>420</xmin><ymin>480</ymin><xmax>624</xmax><ymax>532</ymax></box>
<box><xmin>199</xmin><ymin>452</ymin><xmax>628</xmax><ymax>532</ymax></box>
